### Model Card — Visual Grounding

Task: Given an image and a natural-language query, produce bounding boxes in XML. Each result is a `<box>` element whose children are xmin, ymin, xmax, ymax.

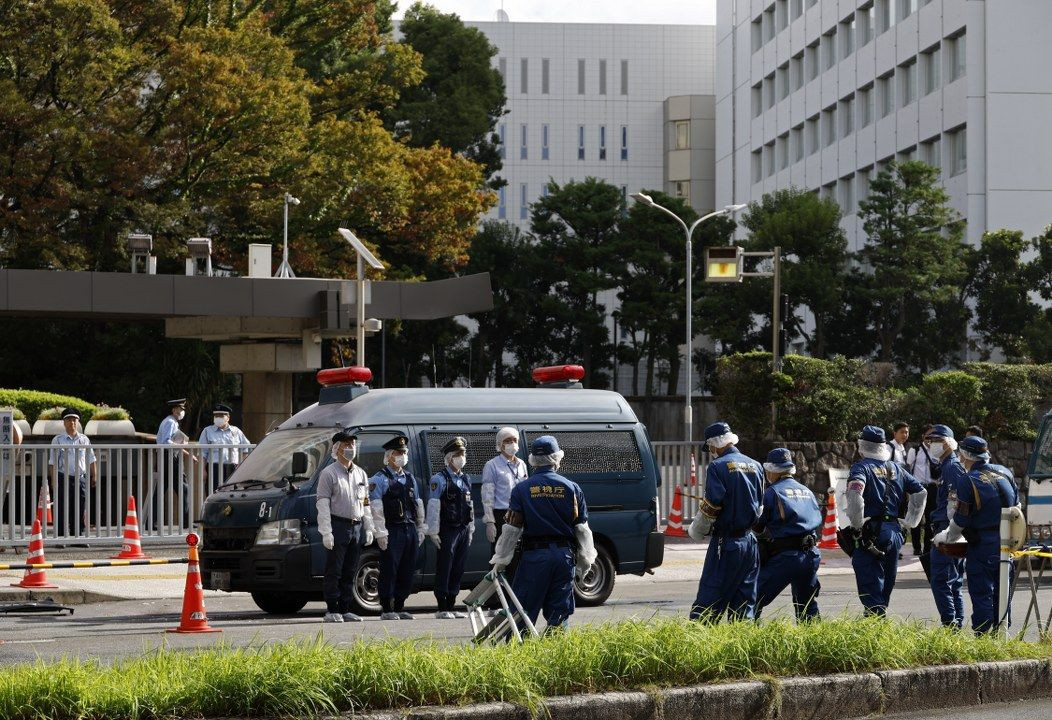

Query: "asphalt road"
<box><xmin>888</xmin><ymin>698</ymin><xmax>1052</xmax><ymax>719</ymax></box>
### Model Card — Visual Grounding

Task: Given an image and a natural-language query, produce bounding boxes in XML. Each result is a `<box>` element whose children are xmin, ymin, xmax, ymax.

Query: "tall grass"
<box><xmin>0</xmin><ymin>617</ymin><xmax>1048</xmax><ymax>719</ymax></box>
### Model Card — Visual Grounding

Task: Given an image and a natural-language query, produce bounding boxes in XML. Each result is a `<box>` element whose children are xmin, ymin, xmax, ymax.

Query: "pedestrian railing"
<box><xmin>0</xmin><ymin>443</ymin><xmax>254</xmax><ymax>547</ymax></box>
<box><xmin>652</xmin><ymin>441</ymin><xmax>707</xmax><ymax>526</ymax></box>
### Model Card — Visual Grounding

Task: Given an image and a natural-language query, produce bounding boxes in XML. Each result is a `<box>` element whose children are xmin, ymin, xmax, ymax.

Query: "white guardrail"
<box><xmin>652</xmin><ymin>441</ymin><xmax>707</xmax><ymax>526</ymax></box>
<box><xmin>0</xmin><ymin>443</ymin><xmax>254</xmax><ymax>547</ymax></box>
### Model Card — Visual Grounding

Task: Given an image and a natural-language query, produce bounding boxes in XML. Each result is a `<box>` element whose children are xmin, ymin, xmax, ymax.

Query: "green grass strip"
<box><xmin>1</xmin><ymin>617</ymin><xmax>1049</xmax><ymax>719</ymax></box>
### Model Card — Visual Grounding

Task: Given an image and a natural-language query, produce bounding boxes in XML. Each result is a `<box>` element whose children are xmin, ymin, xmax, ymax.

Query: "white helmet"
<box><xmin>496</xmin><ymin>426</ymin><xmax>519</xmax><ymax>451</ymax></box>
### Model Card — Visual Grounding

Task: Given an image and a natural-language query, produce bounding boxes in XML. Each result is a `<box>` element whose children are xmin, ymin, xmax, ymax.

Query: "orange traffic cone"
<box><xmin>817</xmin><ymin>490</ymin><xmax>840</xmax><ymax>550</ymax></box>
<box><xmin>664</xmin><ymin>485</ymin><xmax>688</xmax><ymax>538</ymax></box>
<box><xmin>689</xmin><ymin>452</ymin><xmax>698</xmax><ymax>486</ymax></box>
<box><xmin>36</xmin><ymin>483</ymin><xmax>52</xmax><ymax>526</ymax></box>
<box><xmin>111</xmin><ymin>496</ymin><xmax>149</xmax><ymax>559</ymax></box>
<box><xmin>12</xmin><ymin>518</ymin><xmax>57</xmax><ymax>589</ymax></box>
<box><xmin>168</xmin><ymin>533</ymin><xmax>221</xmax><ymax>634</ymax></box>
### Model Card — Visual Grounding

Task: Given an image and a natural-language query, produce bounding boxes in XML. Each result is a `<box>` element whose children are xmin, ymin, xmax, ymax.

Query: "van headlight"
<box><xmin>255</xmin><ymin>519</ymin><xmax>302</xmax><ymax>545</ymax></box>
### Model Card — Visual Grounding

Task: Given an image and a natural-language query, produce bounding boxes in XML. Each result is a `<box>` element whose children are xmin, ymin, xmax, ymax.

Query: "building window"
<box><xmin>498</xmin><ymin>186</ymin><xmax>506</xmax><ymax>219</ymax></box>
<box><xmin>776</xmin><ymin>0</ymin><xmax>788</xmax><ymax>31</ymax></box>
<box><xmin>752</xmin><ymin>18</ymin><xmax>763</xmax><ymax>53</ymax></box>
<box><xmin>949</xmin><ymin>33</ymin><xmax>966</xmax><ymax>81</ymax></box>
<box><xmin>675</xmin><ymin>181</ymin><xmax>690</xmax><ymax>199</ymax></box>
<box><xmin>577</xmin><ymin>125</ymin><xmax>585</xmax><ymax>160</ymax></box>
<box><xmin>859</xmin><ymin>3</ymin><xmax>875</xmax><ymax>45</ymax></box>
<box><xmin>949</xmin><ymin>126</ymin><xmax>966</xmax><ymax>175</ymax></box>
<box><xmin>878</xmin><ymin>73</ymin><xmax>894</xmax><ymax>117</ymax></box>
<box><xmin>792</xmin><ymin>125</ymin><xmax>804</xmax><ymax>162</ymax></box>
<box><xmin>599</xmin><ymin>125</ymin><xmax>607</xmax><ymax>160</ymax></box>
<box><xmin>499</xmin><ymin>123</ymin><xmax>506</xmax><ymax>159</ymax></box>
<box><xmin>752</xmin><ymin>149</ymin><xmax>763</xmax><ymax>183</ymax></box>
<box><xmin>790</xmin><ymin>0</ymin><xmax>803</xmax><ymax>21</ymax></box>
<box><xmin>857</xmin><ymin>168</ymin><xmax>873</xmax><ymax>203</ymax></box>
<box><xmin>899</xmin><ymin>0</ymin><xmax>917</xmax><ymax>20</ymax></box>
<box><xmin>859</xmin><ymin>84</ymin><xmax>874</xmax><ymax>127</ymax></box>
<box><xmin>577</xmin><ymin>59</ymin><xmax>585</xmax><ymax>94</ymax></box>
<box><xmin>675</xmin><ymin>120</ymin><xmax>690</xmax><ymax>150</ymax></box>
<box><xmin>599</xmin><ymin>59</ymin><xmax>607</xmax><ymax>95</ymax></box>
<box><xmin>823</xmin><ymin>28</ymin><xmax>836</xmax><ymax>71</ymax></box>
<box><xmin>841</xmin><ymin>19</ymin><xmax>855</xmax><ymax>59</ymax></box>
<box><xmin>764</xmin><ymin>142</ymin><xmax>775</xmax><ymax>176</ymax></box>
<box><xmin>765</xmin><ymin>73</ymin><xmax>776</xmax><ymax>109</ymax></box>
<box><xmin>822</xmin><ymin>181</ymin><xmax>836</xmax><ymax>202</ymax></box>
<box><xmin>840</xmin><ymin>175</ymin><xmax>855</xmax><ymax>213</ymax></box>
<box><xmin>521</xmin><ymin>124</ymin><xmax>528</xmax><ymax>160</ymax></box>
<box><xmin>620</xmin><ymin>59</ymin><xmax>628</xmax><ymax>95</ymax></box>
<box><xmin>899</xmin><ymin>145</ymin><xmax>915</xmax><ymax>163</ymax></box>
<box><xmin>807</xmin><ymin>114</ymin><xmax>820</xmax><ymax>154</ymax></box>
<box><xmin>921</xmin><ymin>136</ymin><xmax>941</xmax><ymax>171</ymax></box>
<box><xmin>521</xmin><ymin>58</ymin><xmax>528</xmax><ymax>94</ymax></box>
<box><xmin>542</xmin><ymin>58</ymin><xmax>550</xmax><ymax>94</ymax></box>
<box><xmin>841</xmin><ymin>95</ymin><xmax>854</xmax><ymax>138</ymax></box>
<box><xmin>499</xmin><ymin>57</ymin><xmax>506</xmax><ymax>81</ymax></box>
<box><xmin>752</xmin><ymin>83</ymin><xmax>763</xmax><ymax>118</ymax></box>
<box><xmin>791</xmin><ymin>52</ymin><xmax>804</xmax><ymax>91</ymax></box>
<box><xmin>763</xmin><ymin>5</ymin><xmax>775</xmax><ymax>42</ymax></box>
<box><xmin>878</xmin><ymin>0</ymin><xmax>893</xmax><ymax>33</ymax></box>
<box><xmin>620</xmin><ymin>125</ymin><xmax>628</xmax><ymax>161</ymax></box>
<box><xmin>542</xmin><ymin>124</ymin><xmax>550</xmax><ymax>160</ymax></box>
<box><xmin>777</xmin><ymin>63</ymin><xmax>789</xmax><ymax>100</ymax></box>
<box><xmin>922</xmin><ymin>46</ymin><xmax>940</xmax><ymax>95</ymax></box>
<box><xmin>520</xmin><ymin>184</ymin><xmax>528</xmax><ymax>220</ymax></box>
<box><xmin>806</xmin><ymin>41</ymin><xmax>820</xmax><ymax>81</ymax></box>
<box><xmin>777</xmin><ymin>133</ymin><xmax>789</xmax><ymax>171</ymax></box>
<box><xmin>900</xmin><ymin>60</ymin><xmax>917</xmax><ymax>106</ymax></box>
<box><xmin>824</xmin><ymin>105</ymin><xmax>837</xmax><ymax>147</ymax></box>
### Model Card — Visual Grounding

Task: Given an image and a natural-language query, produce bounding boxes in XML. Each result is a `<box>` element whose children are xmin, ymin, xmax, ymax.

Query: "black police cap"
<box><xmin>382</xmin><ymin>436</ymin><xmax>409</xmax><ymax>451</ymax></box>
<box><xmin>213</xmin><ymin>403</ymin><xmax>232</xmax><ymax>414</ymax></box>
<box><xmin>441</xmin><ymin>436</ymin><xmax>467</xmax><ymax>454</ymax></box>
<box><xmin>167</xmin><ymin>398</ymin><xmax>187</xmax><ymax>408</ymax></box>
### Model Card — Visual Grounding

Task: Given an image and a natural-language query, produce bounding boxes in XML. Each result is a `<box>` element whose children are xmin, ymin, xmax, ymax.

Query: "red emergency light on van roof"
<box><xmin>317</xmin><ymin>366</ymin><xmax>373</xmax><ymax>387</ymax></box>
<box><xmin>532</xmin><ymin>365</ymin><xmax>586</xmax><ymax>384</ymax></box>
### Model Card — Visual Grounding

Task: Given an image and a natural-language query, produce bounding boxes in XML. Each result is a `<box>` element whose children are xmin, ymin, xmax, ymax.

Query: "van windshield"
<box><xmin>223</xmin><ymin>428</ymin><xmax>332</xmax><ymax>489</ymax></box>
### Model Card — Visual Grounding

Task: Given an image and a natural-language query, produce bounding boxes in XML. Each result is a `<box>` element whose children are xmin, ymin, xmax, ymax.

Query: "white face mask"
<box><xmin>392</xmin><ymin>454</ymin><xmax>408</xmax><ymax>469</ymax></box>
<box><xmin>503</xmin><ymin>442</ymin><xmax>519</xmax><ymax>457</ymax></box>
<box><xmin>176</xmin><ymin>409</ymin><xmax>185</xmax><ymax>421</ymax></box>
<box><xmin>928</xmin><ymin>442</ymin><xmax>944</xmax><ymax>458</ymax></box>
<box><xmin>214</xmin><ymin>416</ymin><xmax>229</xmax><ymax>429</ymax></box>
<box><xmin>451</xmin><ymin>455</ymin><xmax>467</xmax><ymax>471</ymax></box>
<box><xmin>342</xmin><ymin>445</ymin><xmax>357</xmax><ymax>462</ymax></box>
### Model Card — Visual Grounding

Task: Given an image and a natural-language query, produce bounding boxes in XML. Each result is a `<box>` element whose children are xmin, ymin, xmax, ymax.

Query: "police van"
<box><xmin>199</xmin><ymin>365</ymin><xmax>665</xmax><ymax>615</ymax></box>
<box><xmin>1022</xmin><ymin>407</ymin><xmax>1052</xmax><ymax>534</ymax></box>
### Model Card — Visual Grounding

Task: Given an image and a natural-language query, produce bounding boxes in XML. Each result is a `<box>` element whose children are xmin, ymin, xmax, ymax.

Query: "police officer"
<box><xmin>198</xmin><ymin>404</ymin><xmax>250</xmax><ymax>493</ymax></box>
<box><xmin>753</xmin><ymin>448</ymin><xmax>823</xmax><ymax>622</ymax></box>
<box><xmin>933</xmin><ymin>435</ymin><xmax>1020</xmax><ymax>634</ymax></box>
<box><xmin>925</xmin><ymin>424</ymin><xmax>965</xmax><ymax>629</ymax></box>
<box><xmin>482</xmin><ymin>427</ymin><xmax>528</xmax><ymax>550</ymax></box>
<box><xmin>490</xmin><ymin>435</ymin><xmax>596</xmax><ymax>632</ymax></box>
<box><xmin>425</xmin><ymin>436</ymin><xmax>476</xmax><ymax>619</ymax></box>
<box><xmin>687</xmin><ymin>421</ymin><xmax>764</xmax><ymax>622</ymax></box>
<box><xmin>369</xmin><ymin>435</ymin><xmax>425</xmax><ymax>620</ymax></box>
<box><xmin>843</xmin><ymin>425</ymin><xmax>927</xmax><ymax>616</ymax></box>
<box><xmin>316</xmin><ymin>430</ymin><xmax>374</xmax><ymax>623</ymax></box>
<box><xmin>48</xmin><ymin>409</ymin><xmax>96</xmax><ymax>538</ymax></box>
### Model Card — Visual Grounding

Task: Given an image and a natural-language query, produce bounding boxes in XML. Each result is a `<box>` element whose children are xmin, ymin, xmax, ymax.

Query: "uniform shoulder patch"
<box><xmin>431</xmin><ymin>481</ymin><xmax>438</xmax><ymax>491</ymax></box>
<box><xmin>369</xmin><ymin>482</ymin><xmax>376</xmax><ymax>491</ymax></box>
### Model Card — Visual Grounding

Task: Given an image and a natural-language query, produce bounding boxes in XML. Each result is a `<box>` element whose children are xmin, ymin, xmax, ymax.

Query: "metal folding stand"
<box><xmin>1015</xmin><ymin>545</ymin><xmax>1052</xmax><ymax>639</ymax></box>
<box><xmin>464</xmin><ymin>571</ymin><xmax>539</xmax><ymax>644</ymax></box>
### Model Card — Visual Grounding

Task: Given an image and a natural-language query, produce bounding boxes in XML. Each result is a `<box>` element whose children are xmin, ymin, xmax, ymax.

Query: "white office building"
<box><xmin>716</xmin><ymin>0</ymin><xmax>1052</xmax><ymax>248</ymax></box>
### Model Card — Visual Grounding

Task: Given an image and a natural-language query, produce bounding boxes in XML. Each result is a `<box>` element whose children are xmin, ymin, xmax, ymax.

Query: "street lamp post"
<box><xmin>629</xmin><ymin>193</ymin><xmax>746</xmax><ymax>444</ymax></box>
<box><xmin>276</xmin><ymin>193</ymin><xmax>300</xmax><ymax>278</ymax></box>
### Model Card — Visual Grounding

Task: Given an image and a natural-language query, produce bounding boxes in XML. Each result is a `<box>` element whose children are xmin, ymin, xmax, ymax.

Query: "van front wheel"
<box><xmin>573</xmin><ymin>544</ymin><xmax>615</xmax><ymax>606</ymax></box>
<box><xmin>251</xmin><ymin>591</ymin><xmax>309</xmax><ymax>615</ymax></box>
<box><xmin>348</xmin><ymin>549</ymin><xmax>383</xmax><ymax>616</ymax></box>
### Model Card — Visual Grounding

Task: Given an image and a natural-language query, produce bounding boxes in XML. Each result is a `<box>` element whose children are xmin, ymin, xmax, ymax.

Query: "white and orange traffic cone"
<box><xmin>817</xmin><ymin>490</ymin><xmax>840</xmax><ymax>550</ymax></box>
<box><xmin>664</xmin><ymin>485</ymin><xmax>688</xmax><ymax>538</ymax></box>
<box><xmin>12</xmin><ymin>518</ymin><xmax>57</xmax><ymax>589</ymax></box>
<box><xmin>111</xmin><ymin>496</ymin><xmax>149</xmax><ymax>560</ymax></box>
<box><xmin>689</xmin><ymin>452</ymin><xmax>698</xmax><ymax>486</ymax></box>
<box><xmin>168</xmin><ymin>533</ymin><xmax>221</xmax><ymax>634</ymax></box>
<box><xmin>36</xmin><ymin>483</ymin><xmax>52</xmax><ymax>527</ymax></box>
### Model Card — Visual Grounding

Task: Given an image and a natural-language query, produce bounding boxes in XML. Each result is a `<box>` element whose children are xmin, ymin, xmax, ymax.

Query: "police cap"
<box><xmin>703</xmin><ymin>421</ymin><xmax>732</xmax><ymax>441</ymax></box>
<box><xmin>213</xmin><ymin>403</ymin><xmax>232</xmax><ymax>415</ymax></box>
<box><xmin>927</xmin><ymin>424</ymin><xmax>955</xmax><ymax>439</ymax></box>
<box><xmin>166</xmin><ymin>398</ymin><xmax>187</xmax><ymax>408</ymax></box>
<box><xmin>530</xmin><ymin>435</ymin><xmax>560</xmax><ymax>456</ymax></box>
<box><xmin>383</xmin><ymin>436</ymin><xmax>409</xmax><ymax>452</ymax></box>
<box><xmin>442</xmin><ymin>436</ymin><xmax>467</xmax><ymax>454</ymax></box>
<box><xmin>764</xmin><ymin>447</ymin><xmax>795</xmax><ymax>471</ymax></box>
<box><xmin>960</xmin><ymin>435</ymin><xmax>991</xmax><ymax>460</ymax></box>
<box><xmin>859</xmin><ymin>425</ymin><xmax>886</xmax><ymax>443</ymax></box>
<box><xmin>61</xmin><ymin>408</ymin><xmax>81</xmax><ymax>420</ymax></box>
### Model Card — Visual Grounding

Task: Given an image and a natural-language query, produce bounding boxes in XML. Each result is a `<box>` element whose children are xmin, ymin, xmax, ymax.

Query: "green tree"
<box><xmin>739</xmin><ymin>188</ymin><xmax>850</xmax><ymax>359</ymax></box>
<box><xmin>389</xmin><ymin>2</ymin><xmax>506</xmax><ymax>186</ymax></box>
<box><xmin>965</xmin><ymin>229</ymin><xmax>1039</xmax><ymax>360</ymax></box>
<box><xmin>1024</xmin><ymin>225</ymin><xmax>1052</xmax><ymax>363</ymax></box>
<box><xmin>856</xmin><ymin>160</ymin><xmax>969</xmax><ymax>368</ymax></box>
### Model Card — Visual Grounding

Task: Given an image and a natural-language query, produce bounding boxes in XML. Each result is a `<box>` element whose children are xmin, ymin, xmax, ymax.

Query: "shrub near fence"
<box><xmin>0</xmin><ymin>389</ymin><xmax>95</xmax><ymax>425</ymax></box>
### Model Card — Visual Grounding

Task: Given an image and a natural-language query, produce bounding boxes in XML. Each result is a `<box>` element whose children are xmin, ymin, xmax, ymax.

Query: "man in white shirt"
<box><xmin>198</xmin><ymin>403</ymin><xmax>250</xmax><ymax>493</ymax></box>
<box><xmin>49</xmin><ymin>408</ymin><xmax>96</xmax><ymax>537</ymax></box>
<box><xmin>905</xmin><ymin>423</ymin><xmax>939</xmax><ymax>574</ymax></box>
<box><xmin>482</xmin><ymin>427</ymin><xmax>528</xmax><ymax>552</ymax></box>
<box><xmin>155</xmin><ymin>398</ymin><xmax>193</xmax><ymax>529</ymax></box>
<box><xmin>888</xmin><ymin>422</ymin><xmax>910</xmax><ymax>467</ymax></box>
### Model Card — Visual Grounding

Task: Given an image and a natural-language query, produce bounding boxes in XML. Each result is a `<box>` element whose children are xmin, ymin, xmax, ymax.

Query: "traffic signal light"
<box><xmin>704</xmin><ymin>246</ymin><xmax>742</xmax><ymax>282</ymax></box>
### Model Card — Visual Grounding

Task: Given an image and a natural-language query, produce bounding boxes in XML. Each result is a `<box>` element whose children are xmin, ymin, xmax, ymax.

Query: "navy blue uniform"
<box><xmin>508</xmin><ymin>467</ymin><xmax>588</xmax><ymax>628</ymax></box>
<box><xmin>755</xmin><ymin>476</ymin><xmax>823</xmax><ymax>621</ymax></box>
<box><xmin>943</xmin><ymin>458</ymin><xmax>1018</xmax><ymax>633</ymax></box>
<box><xmin>430</xmin><ymin>469</ymin><xmax>475</xmax><ymax>603</ymax></box>
<box><xmin>847</xmin><ymin>458</ymin><xmax>923</xmax><ymax>616</ymax></box>
<box><xmin>370</xmin><ymin>468</ymin><xmax>421</xmax><ymax>611</ymax></box>
<box><xmin>929</xmin><ymin>469</ymin><xmax>965</xmax><ymax>628</ymax></box>
<box><xmin>690</xmin><ymin>447</ymin><xmax>764</xmax><ymax>621</ymax></box>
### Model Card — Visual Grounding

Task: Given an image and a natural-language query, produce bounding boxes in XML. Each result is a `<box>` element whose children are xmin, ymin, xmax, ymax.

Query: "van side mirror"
<box><xmin>291</xmin><ymin>452</ymin><xmax>309</xmax><ymax>476</ymax></box>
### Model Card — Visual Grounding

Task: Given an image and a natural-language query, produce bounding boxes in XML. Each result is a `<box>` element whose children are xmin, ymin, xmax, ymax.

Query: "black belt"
<box><xmin>522</xmin><ymin>538</ymin><xmax>572</xmax><ymax>551</ymax></box>
<box><xmin>332</xmin><ymin>516</ymin><xmax>361</xmax><ymax>524</ymax></box>
<box><xmin>768</xmin><ymin>534</ymin><xmax>816</xmax><ymax>552</ymax></box>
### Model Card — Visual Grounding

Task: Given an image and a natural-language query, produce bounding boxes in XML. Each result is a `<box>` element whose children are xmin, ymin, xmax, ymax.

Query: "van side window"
<box><xmin>523</xmin><ymin>431</ymin><xmax>643</xmax><ymax>474</ymax></box>
<box><xmin>422</xmin><ymin>431</ymin><xmax>499</xmax><ymax>478</ymax></box>
<box><xmin>347</xmin><ymin>432</ymin><xmax>408</xmax><ymax>479</ymax></box>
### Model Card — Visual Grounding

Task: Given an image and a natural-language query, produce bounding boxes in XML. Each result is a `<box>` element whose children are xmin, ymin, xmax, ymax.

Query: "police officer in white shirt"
<box><xmin>482</xmin><ymin>427</ymin><xmax>527</xmax><ymax>551</ymax></box>
<box><xmin>155</xmin><ymin>398</ymin><xmax>193</xmax><ymax>528</ymax></box>
<box><xmin>49</xmin><ymin>409</ymin><xmax>96</xmax><ymax>537</ymax></box>
<box><xmin>198</xmin><ymin>403</ymin><xmax>250</xmax><ymax>493</ymax></box>
<box><xmin>317</xmin><ymin>429</ymin><xmax>375</xmax><ymax>622</ymax></box>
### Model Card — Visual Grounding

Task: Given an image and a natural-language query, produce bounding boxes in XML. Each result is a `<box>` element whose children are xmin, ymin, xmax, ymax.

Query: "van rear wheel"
<box><xmin>348</xmin><ymin>549</ymin><xmax>382</xmax><ymax>616</ymax></box>
<box><xmin>574</xmin><ymin>544</ymin><xmax>615</xmax><ymax>606</ymax></box>
<box><xmin>251</xmin><ymin>591</ymin><xmax>309</xmax><ymax>615</ymax></box>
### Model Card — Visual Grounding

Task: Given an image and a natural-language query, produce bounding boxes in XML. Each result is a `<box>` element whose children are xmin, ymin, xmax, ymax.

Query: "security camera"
<box><xmin>284</xmin><ymin>193</ymin><xmax>301</xmax><ymax>206</ymax></box>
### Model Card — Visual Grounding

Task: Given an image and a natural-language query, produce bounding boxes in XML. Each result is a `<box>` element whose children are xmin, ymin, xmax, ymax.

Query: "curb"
<box><xmin>343</xmin><ymin>659</ymin><xmax>1052</xmax><ymax>720</ymax></box>
<box><xmin>0</xmin><ymin>588</ymin><xmax>121</xmax><ymax>605</ymax></box>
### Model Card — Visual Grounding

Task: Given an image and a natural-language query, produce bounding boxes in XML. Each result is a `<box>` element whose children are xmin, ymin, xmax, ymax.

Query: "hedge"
<box><xmin>0</xmin><ymin>390</ymin><xmax>96</xmax><ymax>424</ymax></box>
<box><xmin>715</xmin><ymin>353</ymin><xmax>1051</xmax><ymax>441</ymax></box>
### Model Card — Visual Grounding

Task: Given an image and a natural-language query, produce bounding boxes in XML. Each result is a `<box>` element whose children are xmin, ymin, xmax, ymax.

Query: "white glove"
<box><xmin>364</xmin><ymin>529</ymin><xmax>374</xmax><ymax>546</ymax></box>
<box><xmin>486</xmin><ymin>522</ymin><xmax>497</xmax><ymax>544</ymax></box>
<box><xmin>932</xmin><ymin>529</ymin><xmax>950</xmax><ymax>546</ymax></box>
<box><xmin>417</xmin><ymin>527</ymin><xmax>425</xmax><ymax>546</ymax></box>
<box><xmin>322</xmin><ymin>532</ymin><xmax>334</xmax><ymax>550</ymax></box>
<box><xmin>933</xmin><ymin>520</ymin><xmax>965</xmax><ymax>546</ymax></box>
<box><xmin>468</xmin><ymin>525</ymin><xmax>475</xmax><ymax>546</ymax></box>
<box><xmin>688</xmin><ymin>513</ymin><xmax>713</xmax><ymax>542</ymax></box>
<box><xmin>492</xmin><ymin>562</ymin><xmax>507</xmax><ymax>574</ymax></box>
<box><xmin>428</xmin><ymin>534</ymin><xmax>441</xmax><ymax>549</ymax></box>
<box><xmin>377</xmin><ymin>535</ymin><xmax>388</xmax><ymax>551</ymax></box>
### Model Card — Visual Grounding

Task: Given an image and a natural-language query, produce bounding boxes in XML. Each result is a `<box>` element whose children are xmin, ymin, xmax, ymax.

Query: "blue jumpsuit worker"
<box><xmin>154</xmin><ymin>398</ymin><xmax>192</xmax><ymax>530</ymax></box>
<box><xmin>369</xmin><ymin>435</ymin><xmax>426</xmax><ymax>620</ymax></box>
<box><xmin>753</xmin><ymin>448</ymin><xmax>823</xmax><ymax>622</ymax></box>
<box><xmin>316</xmin><ymin>430</ymin><xmax>375</xmax><ymax>623</ymax></box>
<box><xmin>843</xmin><ymin>425</ymin><xmax>927</xmax><ymax>617</ymax></box>
<box><xmin>490</xmin><ymin>435</ymin><xmax>597</xmax><ymax>631</ymax></box>
<box><xmin>933</xmin><ymin>436</ymin><xmax>1019</xmax><ymax>634</ymax></box>
<box><xmin>925</xmin><ymin>424</ymin><xmax>965</xmax><ymax>629</ymax></box>
<box><xmin>688</xmin><ymin>421</ymin><xmax>764</xmax><ymax>622</ymax></box>
<box><xmin>426</xmin><ymin>436</ymin><xmax>476</xmax><ymax>619</ymax></box>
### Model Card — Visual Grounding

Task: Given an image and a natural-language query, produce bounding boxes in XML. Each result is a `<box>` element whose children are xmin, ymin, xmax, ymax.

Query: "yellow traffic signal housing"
<box><xmin>705</xmin><ymin>246</ymin><xmax>742</xmax><ymax>282</ymax></box>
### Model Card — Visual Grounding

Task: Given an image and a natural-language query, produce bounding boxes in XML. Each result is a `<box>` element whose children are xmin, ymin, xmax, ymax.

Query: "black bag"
<box><xmin>837</xmin><ymin>527</ymin><xmax>859</xmax><ymax>557</ymax></box>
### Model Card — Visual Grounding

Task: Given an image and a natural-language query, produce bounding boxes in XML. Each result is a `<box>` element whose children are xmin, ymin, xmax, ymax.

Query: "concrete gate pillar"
<box><xmin>241</xmin><ymin>372</ymin><xmax>293</xmax><ymax>443</ymax></box>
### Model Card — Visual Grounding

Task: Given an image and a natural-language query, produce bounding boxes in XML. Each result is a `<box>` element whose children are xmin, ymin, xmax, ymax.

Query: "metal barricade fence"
<box><xmin>652</xmin><ymin>441</ymin><xmax>707</xmax><ymax>526</ymax></box>
<box><xmin>0</xmin><ymin>443</ymin><xmax>254</xmax><ymax>547</ymax></box>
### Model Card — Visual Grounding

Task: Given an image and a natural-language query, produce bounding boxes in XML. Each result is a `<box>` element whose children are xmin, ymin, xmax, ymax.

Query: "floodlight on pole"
<box><xmin>338</xmin><ymin>227</ymin><xmax>385</xmax><ymax>367</ymax></box>
<box><xmin>276</xmin><ymin>192</ymin><xmax>300</xmax><ymax>278</ymax></box>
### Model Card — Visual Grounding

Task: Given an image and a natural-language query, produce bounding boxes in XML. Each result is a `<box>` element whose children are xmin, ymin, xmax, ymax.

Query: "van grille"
<box><xmin>523</xmin><ymin>431</ymin><xmax>643</xmax><ymax>474</ymax></box>
<box><xmin>203</xmin><ymin>527</ymin><xmax>258</xmax><ymax>552</ymax></box>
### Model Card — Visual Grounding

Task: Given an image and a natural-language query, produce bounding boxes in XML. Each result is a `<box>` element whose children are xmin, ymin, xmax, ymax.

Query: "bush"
<box><xmin>962</xmin><ymin>362</ymin><xmax>1039</xmax><ymax>439</ymax></box>
<box><xmin>0</xmin><ymin>390</ymin><xmax>95</xmax><ymax>425</ymax></box>
<box><xmin>714</xmin><ymin>352</ymin><xmax>780</xmax><ymax>440</ymax></box>
<box><xmin>0</xmin><ymin>406</ymin><xmax>25</xmax><ymax>421</ymax></box>
<box><xmin>91</xmin><ymin>405</ymin><xmax>131</xmax><ymax>421</ymax></box>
